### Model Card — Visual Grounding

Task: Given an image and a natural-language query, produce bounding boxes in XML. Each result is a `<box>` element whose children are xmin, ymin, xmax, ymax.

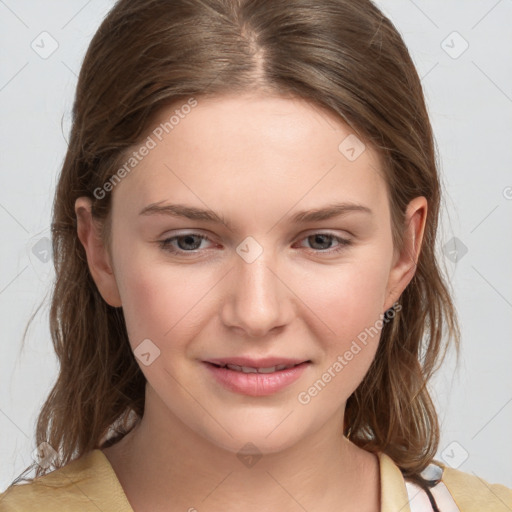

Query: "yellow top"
<box><xmin>0</xmin><ymin>449</ymin><xmax>511</xmax><ymax>511</ymax></box>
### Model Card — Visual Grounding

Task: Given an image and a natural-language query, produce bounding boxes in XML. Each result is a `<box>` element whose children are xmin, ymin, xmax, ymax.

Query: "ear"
<box><xmin>75</xmin><ymin>197</ymin><xmax>122</xmax><ymax>308</ymax></box>
<box><xmin>383</xmin><ymin>196</ymin><xmax>427</xmax><ymax>312</ymax></box>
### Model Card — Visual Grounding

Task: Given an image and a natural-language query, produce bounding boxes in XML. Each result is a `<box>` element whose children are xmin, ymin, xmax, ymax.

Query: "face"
<box><xmin>77</xmin><ymin>92</ymin><xmax>425</xmax><ymax>455</ymax></box>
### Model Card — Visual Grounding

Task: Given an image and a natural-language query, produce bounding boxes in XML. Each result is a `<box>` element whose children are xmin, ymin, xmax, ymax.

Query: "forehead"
<box><xmin>111</xmin><ymin>93</ymin><xmax>388</xmax><ymax>222</ymax></box>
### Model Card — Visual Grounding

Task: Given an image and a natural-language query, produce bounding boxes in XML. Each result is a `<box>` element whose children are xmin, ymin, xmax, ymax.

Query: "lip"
<box><xmin>205</xmin><ymin>357</ymin><xmax>309</xmax><ymax>368</ymax></box>
<box><xmin>203</xmin><ymin>360</ymin><xmax>311</xmax><ymax>397</ymax></box>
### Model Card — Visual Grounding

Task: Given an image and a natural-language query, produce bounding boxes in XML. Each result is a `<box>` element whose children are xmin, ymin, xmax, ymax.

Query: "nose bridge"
<box><xmin>223</xmin><ymin>237</ymin><xmax>289</xmax><ymax>336</ymax></box>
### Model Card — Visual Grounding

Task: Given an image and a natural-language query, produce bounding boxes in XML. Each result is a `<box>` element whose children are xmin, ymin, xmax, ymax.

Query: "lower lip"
<box><xmin>203</xmin><ymin>362</ymin><xmax>310</xmax><ymax>396</ymax></box>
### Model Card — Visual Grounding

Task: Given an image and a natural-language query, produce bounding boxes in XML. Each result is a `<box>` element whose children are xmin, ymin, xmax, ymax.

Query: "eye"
<box><xmin>296</xmin><ymin>232</ymin><xmax>352</xmax><ymax>254</ymax></box>
<box><xmin>158</xmin><ymin>231</ymin><xmax>352</xmax><ymax>256</ymax></box>
<box><xmin>159</xmin><ymin>233</ymin><xmax>212</xmax><ymax>254</ymax></box>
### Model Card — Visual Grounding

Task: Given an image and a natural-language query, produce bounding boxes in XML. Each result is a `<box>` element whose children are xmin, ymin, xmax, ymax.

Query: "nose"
<box><xmin>220</xmin><ymin>247</ymin><xmax>293</xmax><ymax>338</ymax></box>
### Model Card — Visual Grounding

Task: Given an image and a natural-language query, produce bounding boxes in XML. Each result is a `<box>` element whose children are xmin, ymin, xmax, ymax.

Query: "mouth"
<box><xmin>202</xmin><ymin>359</ymin><xmax>312</xmax><ymax>396</ymax></box>
<box><xmin>206</xmin><ymin>361</ymin><xmax>308</xmax><ymax>374</ymax></box>
<box><xmin>204</xmin><ymin>356</ymin><xmax>312</xmax><ymax>373</ymax></box>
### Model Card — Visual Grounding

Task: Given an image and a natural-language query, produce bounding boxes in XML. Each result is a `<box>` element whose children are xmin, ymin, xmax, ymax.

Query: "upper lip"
<box><xmin>205</xmin><ymin>357</ymin><xmax>310</xmax><ymax>368</ymax></box>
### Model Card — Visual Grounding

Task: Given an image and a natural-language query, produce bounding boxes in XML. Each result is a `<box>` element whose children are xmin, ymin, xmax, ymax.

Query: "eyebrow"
<box><xmin>139</xmin><ymin>201</ymin><xmax>373</xmax><ymax>230</ymax></box>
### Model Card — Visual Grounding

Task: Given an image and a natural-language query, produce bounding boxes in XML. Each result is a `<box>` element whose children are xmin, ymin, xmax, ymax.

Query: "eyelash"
<box><xmin>158</xmin><ymin>232</ymin><xmax>352</xmax><ymax>256</ymax></box>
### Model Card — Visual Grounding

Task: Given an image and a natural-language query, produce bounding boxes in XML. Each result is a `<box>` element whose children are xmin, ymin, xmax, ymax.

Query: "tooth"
<box><xmin>223</xmin><ymin>364</ymin><xmax>296</xmax><ymax>373</ymax></box>
<box><xmin>257</xmin><ymin>366</ymin><xmax>277</xmax><ymax>373</ymax></box>
<box><xmin>241</xmin><ymin>366</ymin><xmax>258</xmax><ymax>373</ymax></box>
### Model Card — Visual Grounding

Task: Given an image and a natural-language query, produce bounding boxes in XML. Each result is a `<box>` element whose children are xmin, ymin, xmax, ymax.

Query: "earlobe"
<box><xmin>75</xmin><ymin>197</ymin><xmax>122</xmax><ymax>308</ymax></box>
<box><xmin>383</xmin><ymin>196</ymin><xmax>428</xmax><ymax>312</ymax></box>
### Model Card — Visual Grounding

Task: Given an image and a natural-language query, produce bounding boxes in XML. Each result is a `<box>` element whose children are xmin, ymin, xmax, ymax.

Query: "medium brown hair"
<box><xmin>17</xmin><ymin>0</ymin><xmax>459</xmax><ymax>484</ymax></box>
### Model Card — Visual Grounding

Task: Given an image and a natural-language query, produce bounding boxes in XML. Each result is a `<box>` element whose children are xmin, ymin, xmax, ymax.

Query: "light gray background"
<box><xmin>1</xmin><ymin>0</ymin><xmax>511</xmax><ymax>493</ymax></box>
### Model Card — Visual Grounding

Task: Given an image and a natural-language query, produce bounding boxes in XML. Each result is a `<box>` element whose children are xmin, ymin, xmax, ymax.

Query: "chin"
<box><xmin>195</xmin><ymin>416</ymin><xmax>309</xmax><ymax>458</ymax></box>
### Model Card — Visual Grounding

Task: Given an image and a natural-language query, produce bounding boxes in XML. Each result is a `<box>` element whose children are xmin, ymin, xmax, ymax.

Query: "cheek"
<box><xmin>298</xmin><ymin>256</ymin><xmax>391</xmax><ymax>339</ymax></box>
<box><xmin>293</xmin><ymin>255</ymin><xmax>391</xmax><ymax>394</ymax></box>
<box><xmin>116</xmin><ymin>257</ymin><xmax>214</xmax><ymax>350</ymax></box>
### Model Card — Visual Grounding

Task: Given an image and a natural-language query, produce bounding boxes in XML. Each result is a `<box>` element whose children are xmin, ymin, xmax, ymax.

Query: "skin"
<box><xmin>75</xmin><ymin>92</ymin><xmax>427</xmax><ymax>512</ymax></box>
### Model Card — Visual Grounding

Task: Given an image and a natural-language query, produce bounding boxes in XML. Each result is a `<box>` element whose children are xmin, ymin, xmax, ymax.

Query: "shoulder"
<box><xmin>378</xmin><ymin>452</ymin><xmax>512</xmax><ymax>512</ymax></box>
<box><xmin>0</xmin><ymin>449</ymin><xmax>131</xmax><ymax>512</ymax></box>
<box><xmin>438</xmin><ymin>462</ymin><xmax>512</xmax><ymax>511</ymax></box>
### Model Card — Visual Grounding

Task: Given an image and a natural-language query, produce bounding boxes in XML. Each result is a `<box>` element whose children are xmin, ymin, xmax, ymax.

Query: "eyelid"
<box><xmin>159</xmin><ymin>228</ymin><xmax>352</xmax><ymax>242</ymax></box>
<box><xmin>299</xmin><ymin>227</ymin><xmax>353</xmax><ymax>239</ymax></box>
